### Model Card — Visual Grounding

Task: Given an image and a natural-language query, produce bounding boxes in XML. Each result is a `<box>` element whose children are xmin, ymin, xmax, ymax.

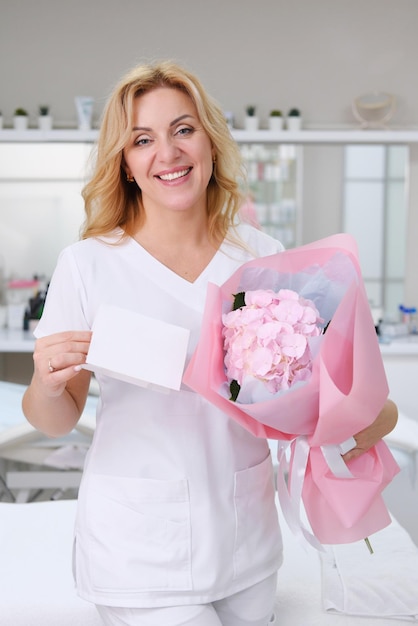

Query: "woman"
<box><xmin>22</xmin><ymin>60</ymin><xmax>397</xmax><ymax>626</ymax></box>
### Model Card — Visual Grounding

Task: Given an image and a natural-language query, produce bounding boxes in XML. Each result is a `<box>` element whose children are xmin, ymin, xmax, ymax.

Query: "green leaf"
<box><xmin>232</xmin><ymin>292</ymin><xmax>246</xmax><ymax>310</ymax></box>
<box><xmin>229</xmin><ymin>379</ymin><xmax>241</xmax><ymax>402</ymax></box>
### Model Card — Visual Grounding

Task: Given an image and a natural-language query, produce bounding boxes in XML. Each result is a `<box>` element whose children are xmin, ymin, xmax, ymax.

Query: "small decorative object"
<box><xmin>38</xmin><ymin>105</ymin><xmax>53</xmax><ymax>131</ymax></box>
<box><xmin>268</xmin><ymin>109</ymin><xmax>284</xmax><ymax>131</ymax></box>
<box><xmin>75</xmin><ymin>96</ymin><xmax>94</xmax><ymax>130</ymax></box>
<box><xmin>244</xmin><ymin>105</ymin><xmax>259</xmax><ymax>131</ymax></box>
<box><xmin>352</xmin><ymin>92</ymin><xmax>396</xmax><ymax>129</ymax></box>
<box><xmin>224</xmin><ymin>111</ymin><xmax>234</xmax><ymax>129</ymax></box>
<box><xmin>13</xmin><ymin>108</ymin><xmax>29</xmax><ymax>130</ymax></box>
<box><xmin>286</xmin><ymin>108</ymin><xmax>302</xmax><ymax>131</ymax></box>
<box><xmin>0</xmin><ymin>111</ymin><xmax>3</xmax><ymax>130</ymax></box>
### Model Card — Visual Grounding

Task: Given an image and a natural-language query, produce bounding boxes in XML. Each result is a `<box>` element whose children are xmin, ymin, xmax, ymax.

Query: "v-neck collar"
<box><xmin>113</xmin><ymin>234</ymin><xmax>234</xmax><ymax>313</ymax></box>
<box><xmin>127</xmin><ymin>234</ymin><xmax>224</xmax><ymax>286</ymax></box>
<box><xmin>101</xmin><ymin>227</ymin><xmax>252</xmax><ymax>311</ymax></box>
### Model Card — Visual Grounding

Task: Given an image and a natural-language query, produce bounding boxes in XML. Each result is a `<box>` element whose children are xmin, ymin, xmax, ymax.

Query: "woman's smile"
<box><xmin>156</xmin><ymin>166</ymin><xmax>192</xmax><ymax>182</ymax></box>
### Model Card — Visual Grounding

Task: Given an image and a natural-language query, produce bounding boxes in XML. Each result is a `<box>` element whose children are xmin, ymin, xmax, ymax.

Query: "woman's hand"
<box><xmin>23</xmin><ymin>330</ymin><xmax>93</xmax><ymax>437</ymax></box>
<box><xmin>342</xmin><ymin>398</ymin><xmax>398</xmax><ymax>462</ymax></box>
<box><xmin>32</xmin><ymin>330</ymin><xmax>92</xmax><ymax>398</ymax></box>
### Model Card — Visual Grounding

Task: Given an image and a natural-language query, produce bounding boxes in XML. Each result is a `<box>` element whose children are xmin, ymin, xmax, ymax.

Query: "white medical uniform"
<box><xmin>34</xmin><ymin>223</ymin><xmax>284</xmax><ymax>608</ymax></box>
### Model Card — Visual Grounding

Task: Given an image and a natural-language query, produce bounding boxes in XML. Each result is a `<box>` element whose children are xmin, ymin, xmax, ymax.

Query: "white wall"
<box><xmin>1</xmin><ymin>0</ymin><xmax>417</xmax><ymax>304</ymax></box>
<box><xmin>1</xmin><ymin>0</ymin><xmax>418</xmax><ymax>128</ymax></box>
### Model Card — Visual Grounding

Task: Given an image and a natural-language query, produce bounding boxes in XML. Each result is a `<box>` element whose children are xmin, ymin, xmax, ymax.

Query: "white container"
<box><xmin>379</xmin><ymin>322</ymin><xmax>409</xmax><ymax>337</ymax></box>
<box><xmin>7</xmin><ymin>303</ymin><xmax>26</xmax><ymax>329</ymax></box>
<box><xmin>75</xmin><ymin>96</ymin><xmax>94</xmax><ymax>130</ymax></box>
<box><xmin>286</xmin><ymin>116</ymin><xmax>302</xmax><ymax>131</ymax></box>
<box><xmin>38</xmin><ymin>115</ymin><xmax>53</xmax><ymax>131</ymax></box>
<box><xmin>13</xmin><ymin>115</ymin><xmax>29</xmax><ymax>131</ymax></box>
<box><xmin>224</xmin><ymin>111</ymin><xmax>234</xmax><ymax>129</ymax></box>
<box><xmin>268</xmin><ymin>116</ymin><xmax>284</xmax><ymax>131</ymax></box>
<box><xmin>244</xmin><ymin>116</ymin><xmax>259</xmax><ymax>131</ymax></box>
<box><xmin>0</xmin><ymin>305</ymin><xmax>7</xmax><ymax>328</ymax></box>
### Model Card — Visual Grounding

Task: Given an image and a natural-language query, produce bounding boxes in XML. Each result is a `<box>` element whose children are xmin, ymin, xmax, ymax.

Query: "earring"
<box><xmin>126</xmin><ymin>173</ymin><xmax>135</xmax><ymax>183</ymax></box>
<box><xmin>212</xmin><ymin>154</ymin><xmax>217</xmax><ymax>163</ymax></box>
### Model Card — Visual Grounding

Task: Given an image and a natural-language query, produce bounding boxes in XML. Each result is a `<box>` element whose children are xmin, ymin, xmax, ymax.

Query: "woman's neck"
<box><xmin>132</xmin><ymin>213</ymin><xmax>221</xmax><ymax>283</ymax></box>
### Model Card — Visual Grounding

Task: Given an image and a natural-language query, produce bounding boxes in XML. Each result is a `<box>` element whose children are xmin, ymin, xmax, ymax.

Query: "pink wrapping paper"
<box><xmin>183</xmin><ymin>233</ymin><xmax>400</xmax><ymax>545</ymax></box>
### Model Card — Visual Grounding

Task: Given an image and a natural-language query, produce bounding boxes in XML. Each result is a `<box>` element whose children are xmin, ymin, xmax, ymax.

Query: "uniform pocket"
<box><xmin>85</xmin><ymin>474</ymin><xmax>192</xmax><ymax>592</ymax></box>
<box><xmin>233</xmin><ymin>454</ymin><xmax>282</xmax><ymax>579</ymax></box>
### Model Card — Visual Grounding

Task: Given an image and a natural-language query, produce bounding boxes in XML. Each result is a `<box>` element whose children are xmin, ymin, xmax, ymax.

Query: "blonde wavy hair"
<box><xmin>81</xmin><ymin>60</ymin><xmax>246</xmax><ymax>244</ymax></box>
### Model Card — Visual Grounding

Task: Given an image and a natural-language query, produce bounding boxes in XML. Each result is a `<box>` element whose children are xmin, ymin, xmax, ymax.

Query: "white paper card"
<box><xmin>83</xmin><ymin>304</ymin><xmax>190</xmax><ymax>392</ymax></box>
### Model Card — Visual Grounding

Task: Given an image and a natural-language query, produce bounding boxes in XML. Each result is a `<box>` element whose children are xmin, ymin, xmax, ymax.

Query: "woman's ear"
<box><xmin>122</xmin><ymin>160</ymin><xmax>135</xmax><ymax>183</ymax></box>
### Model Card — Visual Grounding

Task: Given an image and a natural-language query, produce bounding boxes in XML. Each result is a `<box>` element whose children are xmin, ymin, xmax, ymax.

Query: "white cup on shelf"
<box><xmin>6</xmin><ymin>303</ymin><xmax>25</xmax><ymax>330</ymax></box>
<box><xmin>0</xmin><ymin>305</ymin><xmax>7</xmax><ymax>328</ymax></box>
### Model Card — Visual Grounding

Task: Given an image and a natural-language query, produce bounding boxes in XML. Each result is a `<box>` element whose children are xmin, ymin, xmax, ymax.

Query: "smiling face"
<box><xmin>123</xmin><ymin>86</ymin><xmax>215</xmax><ymax>220</ymax></box>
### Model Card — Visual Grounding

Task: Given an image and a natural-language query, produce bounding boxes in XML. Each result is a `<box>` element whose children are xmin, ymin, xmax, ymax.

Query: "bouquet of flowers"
<box><xmin>183</xmin><ymin>233</ymin><xmax>399</xmax><ymax>546</ymax></box>
<box><xmin>223</xmin><ymin>288</ymin><xmax>325</xmax><ymax>403</ymax></box>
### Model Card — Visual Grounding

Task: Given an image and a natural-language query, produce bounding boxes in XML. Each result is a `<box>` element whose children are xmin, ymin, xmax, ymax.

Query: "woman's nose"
<box><xmin>157</xmin><ymin>136</ymin><xmax>180</xmax><ymax>161</ymax></box>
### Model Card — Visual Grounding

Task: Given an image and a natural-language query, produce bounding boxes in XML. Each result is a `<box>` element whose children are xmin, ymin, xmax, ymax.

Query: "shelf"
<box><xmin>0</xmin><ymin>129</ymin><xmax>98</xmax><ymax>143</ymax></box>
<box><xmin>379</xmin><ymin>335</ymin><xmax>418</xmax><ymax>356</ymax></box>
<box><xmin>231</xmin><ymin>129</ymin><xmax>418</xmax><ymax>144</ymax></box>
<box><xmin>0</xmin><ymin>329</ymin><xmax>35</xmax><ymax>353</ymax></box>
<box><xmin>2</xmin><ymin>128</ymin><xmax>418</xmax><ymax>144</ymax></box>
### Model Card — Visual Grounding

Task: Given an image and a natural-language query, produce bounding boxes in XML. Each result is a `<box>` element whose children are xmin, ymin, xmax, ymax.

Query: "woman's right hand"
<box><xmin>32</xmin><ymin>330</ymin><xmax>92</xmax><ymax>398</ymax></box>
<box><xmin>23</xmin><ymin>330</ymin><xmax>93</xmax><ymax>437</ymax></box>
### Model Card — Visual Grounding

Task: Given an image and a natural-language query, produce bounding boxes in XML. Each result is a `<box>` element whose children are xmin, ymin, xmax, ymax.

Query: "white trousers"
<box><xmin>96</xmin><ymin>572</ymin><xmax>277</xmax><ymax>626</ymax></box>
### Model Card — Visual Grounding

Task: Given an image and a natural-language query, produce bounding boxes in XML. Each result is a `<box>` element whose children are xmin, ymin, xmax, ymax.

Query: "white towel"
<box><xmin>385</xmin><ymin>412</ymin><xmax>418</xmax><ymax>454</ymax></box>
<box><xmin>320</xmin><ymin>517</ymin><xmax>418</xmax><ymax>620</ymax></box>
<box><xmin>385</xmin><ymin>412</ymin><xmax>418</xmax><ymax>483</ymax></box>
<box><xmin>0</xmin><ymin>500</ymin><xmax>101</xmax><ymax>625</ymax></box>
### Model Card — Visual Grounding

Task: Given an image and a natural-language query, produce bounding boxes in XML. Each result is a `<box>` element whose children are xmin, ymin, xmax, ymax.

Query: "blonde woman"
<box><xmin>23</xmin><ymin>61</ymin><xmax>397</xmax><ymax>626</ymax></box>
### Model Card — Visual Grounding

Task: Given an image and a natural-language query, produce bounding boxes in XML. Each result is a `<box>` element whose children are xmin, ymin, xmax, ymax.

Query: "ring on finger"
<box><xmin>48</xmin><ymin>359</ymin><xmax>55</xmax><ymax>373</ymax></box>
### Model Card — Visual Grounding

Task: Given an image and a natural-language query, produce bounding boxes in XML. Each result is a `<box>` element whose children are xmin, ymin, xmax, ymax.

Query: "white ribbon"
<box><xmin>320</xmin><ymin>436</ymin><xmax>356</xmax><ymax>479</ymax></box>
<box><xmin>276</xmin><ymin>435</ymin><xmax>357</xmax><ymax>550</ymax></box>
<box><xmin>276</xmin><ymin>437</ymin><xmax>324</xmax><ymax>551</ymax></box>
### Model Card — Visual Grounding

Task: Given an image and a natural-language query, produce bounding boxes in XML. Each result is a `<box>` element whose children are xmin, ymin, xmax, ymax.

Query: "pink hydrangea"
<box><xmin>222</xmin><ymin>289</ymin><xmax>323</xmax><ymax>396</ymax></box>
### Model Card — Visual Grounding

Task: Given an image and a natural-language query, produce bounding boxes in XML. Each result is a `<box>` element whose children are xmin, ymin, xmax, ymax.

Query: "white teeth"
<box><xmin>159</xmin><ymin>168</ymin><xmax>190</xmax><ymax>181</ymax></box>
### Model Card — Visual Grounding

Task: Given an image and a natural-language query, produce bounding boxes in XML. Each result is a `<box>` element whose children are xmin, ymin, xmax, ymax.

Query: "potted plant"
<box><xmin>38</xmin><ymin>105</ymin><xmax>52</xmax><ymax>131</ymax></box>
<box><xmin>13</xmin><ymin>108</ymin><xmax>29</xmax><ymax>130</ymax></box>
<box><xmin>244</xmin><ymin>105</ymin><xmax>259</xmax><ymax>131</ymax></box>
<box><xmin>268</xmin><ymin>109</ymin><xmax>284</xmax><ymax>131</ymax></box>
<box><xmin>286</xmin><ymin>107</ymin><xmax>302</xmax><ymax>131</ymax></box>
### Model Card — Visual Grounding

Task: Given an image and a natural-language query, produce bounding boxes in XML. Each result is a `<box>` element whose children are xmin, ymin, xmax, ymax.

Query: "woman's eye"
<box><xmin>134</xmin><ymin>136</ymin><xmax>151</xmax><ymax>146</ymax></box>
<box><xmin>176</xmin><ymin>126</ymin><xmax>194</xmax><ymax>136</ymax></box>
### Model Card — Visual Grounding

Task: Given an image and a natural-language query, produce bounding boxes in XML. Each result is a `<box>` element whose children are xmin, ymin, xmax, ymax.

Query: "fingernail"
<box><xmin>74</xmin><ymin>365</ymin><xmax>82</xmax><ymax>372</ymax></box>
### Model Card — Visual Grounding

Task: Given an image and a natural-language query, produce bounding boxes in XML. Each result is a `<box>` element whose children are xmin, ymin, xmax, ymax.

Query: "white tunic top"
<box><xmin>35</xmin><ymin>223</ymin><xmax>285</xmax><ymax>607</ymax></box>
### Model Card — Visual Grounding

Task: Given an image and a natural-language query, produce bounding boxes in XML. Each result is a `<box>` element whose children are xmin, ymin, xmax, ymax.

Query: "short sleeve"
<box><xmin>236</xmin><ymin>223</ymin><xmax>286</xmax><ymax>257</ymax></box>
<box><xmin>34</xmin><ymin>246</ymin><xmax>90</xmax><ymax>338</ymax></box>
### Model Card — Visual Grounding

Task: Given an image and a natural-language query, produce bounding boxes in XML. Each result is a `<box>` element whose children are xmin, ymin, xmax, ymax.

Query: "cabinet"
<box><xmin>0</xmin><ymin>135</ymin><xmax>303</xmax><ymax>281</ymax></box>
<box><xmin>1</xmin><ymin>127</ymin><xmax>418</xmax><ymax>284</ymax></box>
<box><xmin>240</xmin><ymin>143</ymin><xmax>302</xmax><ymax>248</ymax></box>
<box><xmin>380</xmin><ymin>337</ymin><xmax>418</xmax><ymax>420</ymax></box>
<box><xmin>0</xmin><ymin>142</ymin><xmax>91</xmax><ymax>283</ymax></box>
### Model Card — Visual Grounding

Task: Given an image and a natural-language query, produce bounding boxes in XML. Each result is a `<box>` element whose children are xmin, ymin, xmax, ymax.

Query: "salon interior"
<box><xmin>1</xmin><ymin>1</ymin><xmax>418</xmax><ymax>624</ymax></box>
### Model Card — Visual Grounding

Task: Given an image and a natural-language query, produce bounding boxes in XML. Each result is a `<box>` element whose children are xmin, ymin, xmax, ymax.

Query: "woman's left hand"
<box><xmin>342</xmin><ymin>398</ymin><xmax>398</xmax><ymax>462</ymax></box>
